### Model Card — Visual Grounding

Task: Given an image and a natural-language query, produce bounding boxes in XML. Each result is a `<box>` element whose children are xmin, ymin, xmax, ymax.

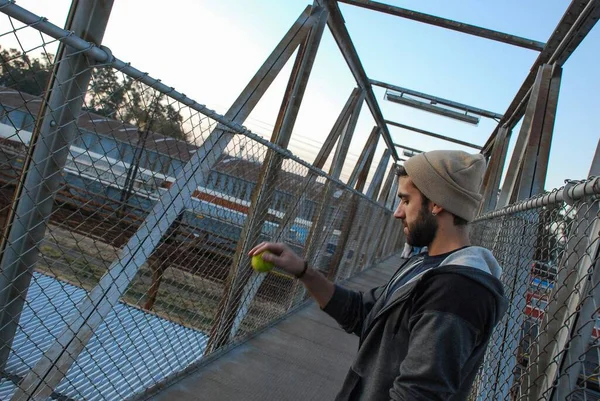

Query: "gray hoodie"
<box><xmin>323</xmin><ymin>246</ymin><xmax>509</xmax><ymax>400</ymax></box>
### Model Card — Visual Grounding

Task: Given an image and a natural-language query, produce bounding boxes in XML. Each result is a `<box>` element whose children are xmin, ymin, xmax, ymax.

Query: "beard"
<box><xmin>406</xmin><ymin>205</ymin><xmax>438</xmax><ymax>247</ymax></box>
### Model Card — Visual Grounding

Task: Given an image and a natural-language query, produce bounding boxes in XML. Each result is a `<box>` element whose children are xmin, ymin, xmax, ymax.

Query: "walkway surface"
<box><xmin>149</xmin><ymin>253</ymin><xmax>404</xmax><ymax>401</ymax></box>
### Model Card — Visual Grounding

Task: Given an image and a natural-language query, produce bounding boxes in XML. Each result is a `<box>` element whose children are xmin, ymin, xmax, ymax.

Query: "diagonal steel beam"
<box><xmin>319</xmin><ymin>0</ymin><xmax>399</xmax><ymax>161</ymax></box>
<box><xmin>338</xmin><ymin>0</ymin><xmax>546</xmax><ymax>51</ymax></box>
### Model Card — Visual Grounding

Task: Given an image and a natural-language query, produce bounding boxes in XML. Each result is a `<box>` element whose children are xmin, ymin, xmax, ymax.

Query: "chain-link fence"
<box><xmin>471</xmin><ymin>178</ymin><xmax>600</xmax><ymax>401</ymax></box>
<box><xmin>0</xmin><ymin>3</ymin><xmax>403</xmax><ymax>400</ymax></box>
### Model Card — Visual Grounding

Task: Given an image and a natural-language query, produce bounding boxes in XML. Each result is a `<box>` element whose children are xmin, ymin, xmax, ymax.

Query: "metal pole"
<box><xmin>498</xmin><ymin>64</ymin><xmax>553</xmax><ymax>207</ymax></box>
<box><xmin>386</xmin><ymin>119</ymin><xmax>482</xmax><ymax>150</ymax></box>
<box><xmin>0</xmin><ymin>0</ymin><xmax>114</xmax><ymax>374</ymax></box>
<box><xmin>348</xmin><ymin>126</ymin><xmax>379</xmax><ymax>188</ymax></box>
<box><xmin>479</xmin><ymin>126</ymin><xmax>510</xmax><ymax>214</ymax></box>
<box><xmin>319</xmin><ymin>0</ymin><xmax>398</xmax><ymax>161</ymax></box>
<box><xmin>339</xmin><ymin>0</ymin><xmax>546</xmax><ymax>51</ymax></box>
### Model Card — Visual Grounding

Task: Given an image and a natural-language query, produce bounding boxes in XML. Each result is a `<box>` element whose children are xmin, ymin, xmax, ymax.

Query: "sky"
<box><xmin>3</xmin><ymin>0</ymin><xmax>599</xmax><ymax>192</ymax></box>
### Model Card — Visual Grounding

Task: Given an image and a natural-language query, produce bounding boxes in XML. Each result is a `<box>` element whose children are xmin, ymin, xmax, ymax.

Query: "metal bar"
<box><xmin>386</xmin><ymin>119</ymin><xmax>482</xmax><ymax>149</ymax></box>
<box><xmin>378</xmin><ymin>164</ymin><xmax>397</xmax><ymax>205</ymax></box>
<box><xmin>386</xmin><ymin>93</ymin><xmax>480</xmax><ymax>125</ymax></box>
<box><xmin>482</xmin><ymin>0</ymin><xmax>599</xmax><ymax>155</ymax></box>
<box><xmin>393</xmin><ymin>143</ymin><xmax>424</xmax><ymax>156</ymax></box>
<box><xmin>348</xmin><ymin>126</ymin><xmax>379</xmax><ymax>189</ymax></box>
<box><xmin>373</xmin><ymin>80</ymin><xmax>503</xmax><ymax>120</ymax></box>
<box><xmin>338</xmin><ymin>0</ymin><xmax>545</xmax><ymax>51</ymax></box>
<box><xmin>367</xmin><ymin>149</ymin><xmax>391</xmax><ymax>199</ymax></box>
<box><xmin>314</xmin><ymin>88</ymin><xmax>361</xmax><ymax>168</ymax></box>
<box><xmin>479</xmin><ymin>126</ymin><xmax>510</xmax><ymax>214</ymax></box>
<box><xmin>530</xmin><ymin>65</ymin><xmax>562</xmax><ymax>196</ymax></box>
<box><xmin>207</xmin><ymin>6</ymin><xmax>329</xmax><ymax>351</ymax></box>
<box><xmin>320</xmin><ymin>0</ymin><xmax>399</xmax><ymax>161</ymax></box>
<box><xmin>2</xmin><ymin>1</ymin><xmax>115</xmax><ymax>397</ymax></box>
<box><xmin>475</xmin><ymin>176</ymin><xmax>600</xmax><ymax>221</ymax></box>
<box><xmin>497</xmin><ymin>64</ymin><xmax>552</xmax><ymax>208</ymax></box>
<box><xmin>515</xmin><ymin>65</ymin><xmax>555</xmax><ymax>201</ymax></box>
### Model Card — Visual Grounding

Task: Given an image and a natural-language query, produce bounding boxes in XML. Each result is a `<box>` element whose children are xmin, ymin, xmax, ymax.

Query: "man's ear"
<box><xmin>431</xmin><ymin>203</ymin><xmax>444</xmax><ymax>216</ymax></box>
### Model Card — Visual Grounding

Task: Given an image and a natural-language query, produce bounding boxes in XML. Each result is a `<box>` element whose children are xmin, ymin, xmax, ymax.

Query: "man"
<box><xmin>249</xmin><ymin>150</ymin><xmax>508</xmax><ymax>400</ymax></box>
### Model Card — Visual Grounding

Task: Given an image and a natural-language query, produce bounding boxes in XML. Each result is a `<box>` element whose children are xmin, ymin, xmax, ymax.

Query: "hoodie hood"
<box><xmin>437</xmin><ymin>246</ymin><xmax>509</xmax><ymax>322</ymax></box>
<box><xmin>440</xmin><ymin>246</ymin><xmax>503</xmax><ymax>279</ymax></box>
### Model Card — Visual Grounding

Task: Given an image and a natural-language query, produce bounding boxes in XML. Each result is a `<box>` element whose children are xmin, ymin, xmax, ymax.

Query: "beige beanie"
<box><xmin>404</xmin><ymin>150</ymin><xmax>486</xmax><ymax>222</ymax></box>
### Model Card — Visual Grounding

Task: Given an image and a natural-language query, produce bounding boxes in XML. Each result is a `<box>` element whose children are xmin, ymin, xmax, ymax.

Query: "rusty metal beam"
<box><xmin>372</xmin><ymin>79</ymin><xmax>503</xmax><ymax>120</ymax></box>
<box><xmin>348</xmin><ymin>126</ymin><xmax>379</xmax><ymax>190</ymax></box>
<box><xmin>482</xmin><ymin>0</ymin><xmax>600</xmax><ymax>155</ymax></box>
<box><xmin>338</xmin><ymin>0</ymin><xmax>546</xmax><ymax>51</ymax></box>
<box><xmin>386</xmin><ymin>119</ymin><xmax>482</xmax><ymax>149</ymax></box>
<box><xmin>320</xmin><ymin>0</ymin><xmax>399</xmax><ymax>161</ymax></box>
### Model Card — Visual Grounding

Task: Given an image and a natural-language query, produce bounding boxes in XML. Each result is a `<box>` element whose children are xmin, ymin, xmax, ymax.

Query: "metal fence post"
<box><xmin>0</xmin><ymin>0</ymin><xmax>114</xmax><ymax>373</ymax></box>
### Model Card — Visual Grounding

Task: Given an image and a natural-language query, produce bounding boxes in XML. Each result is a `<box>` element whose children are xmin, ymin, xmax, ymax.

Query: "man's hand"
<box><xmin>248</xmin><ymin>242</ymin><xmax>305</xmax><ymax>277</ymax></box>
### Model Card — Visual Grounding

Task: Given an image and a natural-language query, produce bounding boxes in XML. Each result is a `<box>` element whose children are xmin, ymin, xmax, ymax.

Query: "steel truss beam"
<box><xmin>338</xmin><ymin>0</ymin><xmax>546</xmax><ymax>51</ymax></box>
<box><xmin>319</xmin><ymin>0</ymin><xmax>399</xmax><ymax>161</ymax></box>
<box><xmin>386</xmin><ymin>119</ymin><xmax>482</xmax><ymax>149</ymax></box>
<box><xmin>372</xmin><ymin>79</ymin><xmax>503</xmax><ymax>120</ymax></box>
<box><xmin>483</xmin><ymin>0</ymin><xmax>600</xmax><ymax>155</ymax></box>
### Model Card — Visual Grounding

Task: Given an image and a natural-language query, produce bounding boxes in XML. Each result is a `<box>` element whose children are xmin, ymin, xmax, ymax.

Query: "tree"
<box><xmin>0</xmin><ymin>46</ymin><xmax>53</xmax><ymax>96</ymax></box>
<box><xmin>0</xmin><ymin>46</ymin><xmax>187</xmax><ymax>141</ymax></box>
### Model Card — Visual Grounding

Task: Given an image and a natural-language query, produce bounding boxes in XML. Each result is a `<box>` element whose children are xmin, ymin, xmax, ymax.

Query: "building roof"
<box><xmin>0</xmin><ymin>273</ymin><xmax>208</xmax><ymax>400</ymax></box>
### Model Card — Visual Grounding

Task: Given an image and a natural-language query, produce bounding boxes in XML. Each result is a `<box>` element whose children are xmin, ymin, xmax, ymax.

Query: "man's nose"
<box><xmin>394</xmin><ymin>205</ymin><xmax>405</xmax><ymax>220</ymax></box>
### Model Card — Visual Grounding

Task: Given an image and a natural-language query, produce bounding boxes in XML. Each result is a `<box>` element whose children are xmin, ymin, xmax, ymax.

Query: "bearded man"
<box><xmin>249</xmin><ymin>150</ymin><xmax>508</xmax><ymax>400</ymax></box>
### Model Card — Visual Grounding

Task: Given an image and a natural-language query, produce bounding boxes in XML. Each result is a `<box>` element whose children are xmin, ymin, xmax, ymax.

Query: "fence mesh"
<box><xmin>0</xmin><ymin>6</ymin><xmax>401</xmax><ymax>400</ymax></box>
<box><xmin>471</xmin><ymin>182</ymin><xmax>600</xmax><ymax>400</ymax></box>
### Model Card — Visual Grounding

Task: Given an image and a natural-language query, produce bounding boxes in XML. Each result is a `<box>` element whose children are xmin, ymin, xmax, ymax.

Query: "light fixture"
<box><xmin>385</xmin><ymin>92</ymin><xmax>480</xmax><ymax>125</ymax></box>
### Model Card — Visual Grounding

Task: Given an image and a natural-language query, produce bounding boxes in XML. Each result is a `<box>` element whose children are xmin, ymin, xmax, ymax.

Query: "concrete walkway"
<box><xmin>149</xmin><ymin>253</ymin><xmax>404</xmax><ymax>401</ymax></box>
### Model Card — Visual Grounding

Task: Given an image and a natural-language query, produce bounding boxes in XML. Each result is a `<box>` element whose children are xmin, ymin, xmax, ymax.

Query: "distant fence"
<box><xmin>0</xmin><ymin>3</ymin><xmax>403</xmax><ymax>400</ymax></box>
<box><xmin>471</xmin><ymin>177</ymin><xmax>600</xmax><ymax>400</ymax></box>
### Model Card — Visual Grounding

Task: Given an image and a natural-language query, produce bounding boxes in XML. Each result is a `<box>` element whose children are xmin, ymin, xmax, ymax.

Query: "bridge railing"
<box><xmin>471</xmin><ymin>177</ymin><xmax>600</xmax><ymax>400</ymax></box>
<box><xmin>0</xmin><ymin>3</ymin><xmax>403</xmax><ymax>400</ymax></box>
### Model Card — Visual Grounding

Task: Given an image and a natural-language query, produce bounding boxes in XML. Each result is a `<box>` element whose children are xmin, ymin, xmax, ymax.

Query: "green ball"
<box><xmin>251</xmin><ymin>251</ymin><xmax>274</xmax><ymax>273</ymax></box>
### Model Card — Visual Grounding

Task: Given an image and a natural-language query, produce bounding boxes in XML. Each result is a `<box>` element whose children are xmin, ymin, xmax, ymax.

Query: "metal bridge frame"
<box><xmin>0</xmin><ymin>0</ymin><xmax>598</xmax><ymax>399</ymax></box>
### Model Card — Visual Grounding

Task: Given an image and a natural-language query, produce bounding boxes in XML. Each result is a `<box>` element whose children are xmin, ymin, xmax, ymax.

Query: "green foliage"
<box><xmin>0</xmin><ymin>46</ymin><xmax>187</xmax><ymax>141</ymax></box>
<box><xmin>0</xmin><ymin>46</ymin><xmax>53</xmax><ymax>96</ymax></box>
